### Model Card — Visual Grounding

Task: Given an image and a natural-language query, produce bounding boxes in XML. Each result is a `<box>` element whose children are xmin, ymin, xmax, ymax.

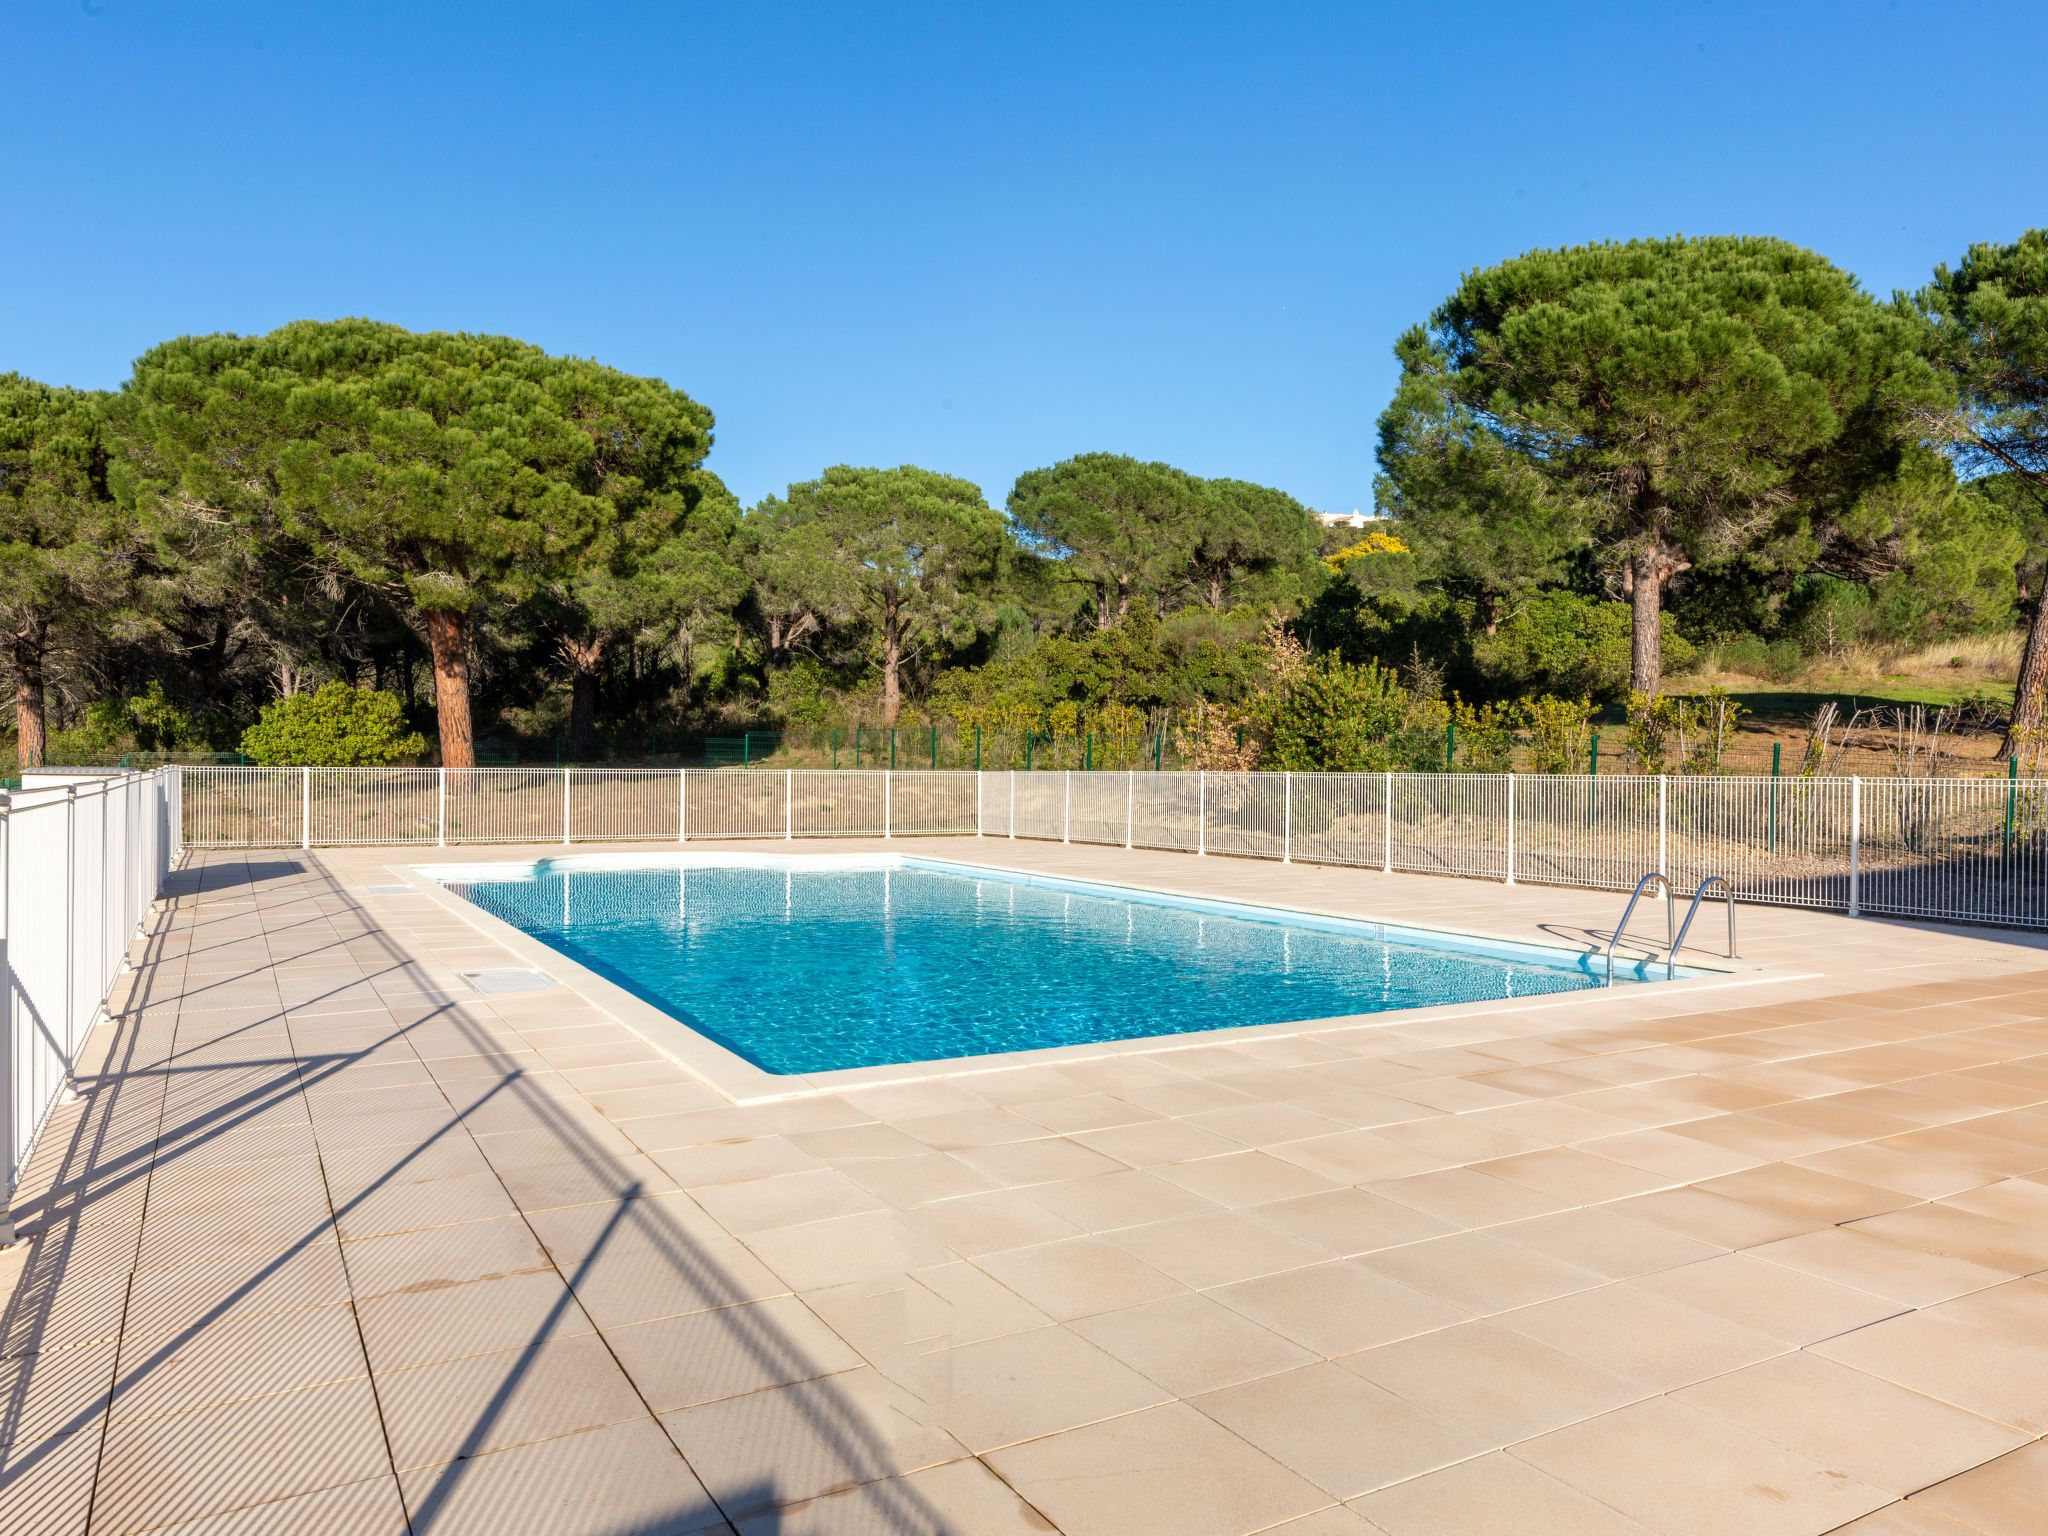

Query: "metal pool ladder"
<box><xmin>1603</xmin><ymin>871</ymin><xmax>1738</xmax><ymax>985</ymax></box>
<box><xmin>1668</xmin><ymin>874</ymin><xmax>1738</xmax><ymax>979</ymax></box>
<box><xmin>1604</xmin><ymin>872</ymin><xmax>1673</xmax><ymax>987</ymax></box>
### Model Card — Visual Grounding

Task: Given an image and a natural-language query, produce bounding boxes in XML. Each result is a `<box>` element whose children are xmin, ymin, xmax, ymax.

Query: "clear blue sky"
<box><xmin>5</xmin><ymin>1</ymin><xmax>2042</xmax><ymax>515</ymax></box>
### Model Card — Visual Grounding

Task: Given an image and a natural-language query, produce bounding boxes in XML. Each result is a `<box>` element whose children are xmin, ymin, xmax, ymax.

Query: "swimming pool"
<box><xmin>428</xmin><ymin>855</ymin><xmax>1680</xmax><ymax>1075</ymax></box>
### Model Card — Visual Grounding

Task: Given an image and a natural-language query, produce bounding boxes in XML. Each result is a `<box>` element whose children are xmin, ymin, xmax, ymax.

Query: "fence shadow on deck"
<box><xmin>0</xmin><ymin>852</ymin><xmax>989</xmax><ymax>1534</ymax></box>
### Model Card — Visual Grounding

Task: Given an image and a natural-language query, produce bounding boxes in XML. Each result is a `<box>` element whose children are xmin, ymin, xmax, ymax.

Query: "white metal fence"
<box><xmin>3</xmin><ymin>769</ymin><xmax>177</xmax><ymax>1241</ymax></box>
<box><xmin>176</xmin><ymin>765</ymin><xmax>2048</xmax><ymax>929</ymax></box>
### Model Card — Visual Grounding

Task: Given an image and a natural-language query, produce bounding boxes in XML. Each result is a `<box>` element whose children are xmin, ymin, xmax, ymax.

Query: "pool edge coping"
<box><xmin>390</xmin><ymin>851</ymin><xmax>1810</xmax><ymax>1106</ymax></box>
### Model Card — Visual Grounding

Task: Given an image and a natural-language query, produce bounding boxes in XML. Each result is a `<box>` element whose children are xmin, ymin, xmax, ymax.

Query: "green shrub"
<box><xmin>1480</xmin><ymin>592</ymin><xmax>1695</xmax><ymax>702</ymax></box>
<box><xmin>1264</xmin><ymin>656</ymin><xmax>1410</xmax><ymax>771</ymax></box>
<box><xmin>240</xmin><ymin>682</ymin><xmax>426</xmax><ymax>766</ymax></box>
<box><xmin>1517</xmin><ymin>695</ymin><xmax>1598</xmax><ymax>774</ymax></box>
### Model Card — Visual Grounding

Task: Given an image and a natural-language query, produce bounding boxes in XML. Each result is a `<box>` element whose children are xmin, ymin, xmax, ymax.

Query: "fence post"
<box><xmin>2006</xmin><ymin>756</ymin><xmax>2018</xmax><ymax>862</ymax></box>
<box><xmin>1008</xmin><ymin>769</ymin><xmax>1017</xmax><ymax>839</ymax></box>
<box><xmin>1062</xmin><ymin>771</ymin><xmax>1072</xmax><ymax>844</ymax></box>
<box><xmin>0</xmin><ymin>800</ymin><xmax>11</xmax><ymax>1247</ymax></box>
<box><xmin>1382</xmin><ymin>770</ymin><xmax>1393</xmax><ymax>875</ymax></box>
<box><xmin>785</xmin><ymin>769</ymin><xmax>794</xmax><ymax>840</ymax></box>
<box><xmin>678</xmin><ymin>769</ymin><xmax>687</xmax><ymax>842</ymax></box>
<box><xmin>1769</xmin><ymin>742</ymin><xmax>1780</xmax><ymax>853</ymax></box>
<box><xmin>976</xmin><ymin>770</ymin><xmax>984</xmax><ymax>837</ymax></box>
<box><xmin>1197</xmin><ymin>771</ymin><xmax>1206</xmax><ymax>856</ymax></box>
<box><xmin>884</xmin><ymin>771</ymin><xmax>892</xmax><ymax>838</ymax></box>
<box><xmin>1283</xmin><ymin>772</ymin><xmax>1292</xmax><ymax>864</ymax></box>
<box><xmin>563</xmin><ymin>768</ymin><xmax>572</xmax><ymax>845</ymax></box>
<box><xmin>1657</xmin><ymin>774</ymin><xmax>1668</xmax><ymax>875</ymax></box>
<box><xmin>1849</xmin><ymin>775</ymin><xmax>1862</xmax><ymax>916</ymax></box>
<box><xmin>1125</xmin><ymin>770</ymin><xmax>1135</xmax><ymax>850</ymax></box>
<box><xmin>1505</xmin><ymin>773</ymin><xmax>1515</xmax><ymax>885</ymax></box>
<box><xmin>301</xmin><ymin>767</ymin><xmax>311</xmax><ymax>850</ymax></box>
<box><xmin>64</xmin><ymin>786</ymin><xmax>76</xmax><ymax>1066</ymax></box>
<box><xmin>437</xmin><ymin>768</ymin><xmax>446</xmax><ymax>847</ymax></box>
<box><xmin>974</xmin><ymin>726</ymin><xmax>982</xmax><ymax>773</ymax></box>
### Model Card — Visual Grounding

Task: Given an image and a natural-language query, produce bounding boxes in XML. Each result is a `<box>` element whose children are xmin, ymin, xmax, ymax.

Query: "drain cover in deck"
<box><xmin>460</xmin><ymin>967</ymin><xmax>556</xmax><ymax>995</ymax></box>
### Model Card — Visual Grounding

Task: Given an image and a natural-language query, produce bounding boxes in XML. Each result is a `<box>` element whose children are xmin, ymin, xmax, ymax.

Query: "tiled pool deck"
<box><xmin>6</xmin><ymin>839</ymin><xmax>2048</xmax><ymax>1534</ymax></box>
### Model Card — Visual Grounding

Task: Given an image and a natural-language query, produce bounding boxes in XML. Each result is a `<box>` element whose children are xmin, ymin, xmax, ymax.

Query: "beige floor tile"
<box><xmin>1019</xmin><ymin>1168</ymin><xmax>1223</xmax><ymax>1232</ymax></box>
<box><xmin>1355</xmin><ymin>1232</ymin><xmax>1606</xmax><ymax>1316</ymax></box>
<box><xmin>1845</xmin><ymin>1204</ymin><xmax>2048</xmax><ymax>1275</ymax></box>
<box><xmin>1491</xmin><ymin>1205</ymin><xmax>1725</xmax><ymax>1278</ymax></box>
<box><xmin>730</xmin><ymin>1454</ymin><xmax>1055</xmax><ymax>1535</ymax></box>
<box><xmin>910</xmin><ymin>1188</ymin><xmax>1085</xmax><ymax>1256</ymax></box>
<box><xmin>803</xmin><ymin>1262</ymin><xmax>1051</xmax><ymax>1363</ymax></box>
<box><xmin>688</xmin><ymin>1167</ymin><xmax>888</xmax><ymax>1233</ymax></box>
<box><xmin>1467</xmin><ymin>1145</ymin><xmax>1673</xmax><ymax>1203</ymax></box>
<box><xmin>1070</xmin><ymin>1292</ymin><xmax>1318</xmax><ymax>1397</ymax></box>
<box><xmin>1108</xmin><ymin>1211</ymin><xmax>1329</xmax><ymax>1289</ymax></box>
<box><xmin>972</xmin><ymin>1236</ymin><xmax>1185</xmax><ymax>1321</ymax></box>
<box><xmin>1926</xmin><ymin>1277</ymin><xmax>2048</xmax><ymax>1348</ymax></box>
<box><xmin>1633</xmin><ymin>1252</ymin><xmax>1906</xmax><ymax>1344</ymax></box>
<box><xmin>1265</xmin><ymin>1129</ymin><xmax>1449</xmax><ymax>1185</ymax></box>
<box><xmin>0</xmin><ymin>1337</ymin><xmax>118</xmax><ymax>1447</ymax></box>
<box><xmin>109</xmin><ymin>1300</ymin><xmax>365</xmax><ymax>1426</ymax></box>
<box><xmin>1675</xmin><ymin>1351</ymin><xmax>2028</xmax><ymax>1497</ymax></box>
<box><xmin>1908</xmin><ymin>1441</ymin><xmax>2048</xmax><ymax>1535</ymax></box>
<box><xmin>1245</xmin><ymin>1188</ymin><xmax>1456</xmax><ymax>1257</ymax></box>
<box><xmin>648</xmin><ymin>1134</ymin><xmax>823</xmax><ymax>1189</ymax></box>
<box><xmin>120</xmin><ymin>1239</ymin><xmax>352</xmax><ymax>1342</ymax></box>
<box><xmin>1512</xmin><ymin>1395</ymin><xmax>1892</xmax><ymax>1536</ymax></box>
<box><xmin>1696</xmin><ymin>1163</ymin><xmax>1919</xmax><ymax>1226</ymax></box>
<box><xmin>331</xmin><ymin>1168</ymin><xmax>520</xmax><ymax>1241</ymax></box>
<box><xmin>1493</xmin><ymin>1281</ymin><xmax>1786</xmax><ymax>1392</ymax></box>
<box><xmin>127</xmin><ymin>1474</ymin><xmax>409</xmax><ymax>1535</ymax></box>
<box><xmin>836</xmin><ymin>1151</ymin><xmax>1001</xmax><ymax>1207</ymax></box>
<box><xmin>493</xmin><ymin>1150</ymin><xmax>682</xmax><ymax>1213</ymax></box>
<box><xmin>1746</xmin><ymin>1227</ymin><xmax>2008</xmax><ymax>1307</ymax></box>
<box><xmin>1790</xmin><ymin>1143</ymin><xmax>1998</xmax><ymax>1200</ymax></box>
<box><xmin>355</xmin><ymin>1267</ymin><xmax>597</xmax><ymax>1372</ymax></box>
<box><xmin>987</xmin><ymin>1400</ymin><xmax>1328</xmax><ymax>1536</ymax></box>
<box><xmin>1211</xmin><ymin>1261</ymin><xmax>1468</xmax><ymax>1358</ymax></box>
<box><xmin>1827</xmin><ymin>1504</ymin><xmax>1990</xmax><ymax>1535</ymax></box>
<box><xmin>1606</xmin><ymin>1186</ymin><xmax>1822</xmax><ymax>1250</ymax></box>
<box><xmin>92</xmin><ymin>1375</ymin><xmax>390</xmax><ymax>1534</ymax></box>
<box><xmin>1813</xmin><ymin>1311</ymin><xmax>2048</xmax><ymax>1433</ymax></box>
<box><xmin>1156</xmin><ymin>1150</ymin><xmax>1342</xmax><ymax>1206</ymax></box>
<box><xmin>741</xmin><ymin>1208</ymin><xmax>959</xmax><ymax>1292</ymax></box>
<box><xmin>1361</xmin><ymin>1168</ymin><xmax>1575</xmax><ymax>1229</ymax></box>
<box><xmin>950</xmin><ymin>1137</ymin><xmax>1124</xmax><ymax>1187</ymax></box>
<box><xmin>901</xmin><ymin>1324</ymin><xmax>1169</xmax><ymax>1452</ymax></box>
<box><xmin>1193</xmin><ymin>1362</ymin><xmax>1492</xmax><ymax>1499</ymax></box>
<box><xmin>1938</xmin><ymin>1175</ymin><xmax>2048</xmax><ymax>1227</ymax></box>
<box><xmin>341</xmin><ymin>1214</ymin><xmax>549</xmax><ymax>1300</ymax></box>
<box><xmin>1068</xmin><ymin>1116</ymin><xmax>1243</xmax><ymax>1166</ymax></box>
<box><xmin>0</xmin><ymin>1424</ymin><xmax>105</xmax><ymax>1536</ymax></box>
<box><xmin>605</xmin><ymin>1294</ymin><xmax>862</xmax><ymax>1413</ymax></box>
<box><xmin>1574</xmin><ymin>1127</ymin><xmax>1762</xmax><ymax>1181</ymax></box>
<box><xmin>396</xmin><ymin>1416</ymin><xmax>726</xmax><ymax>1535</ymax></box>
<box><xmin>1261</xmin><ymin>1508</ymin><xmax>1381</xmax><ymax>1534</ymax></box>
<box><xmin>1343</xmin><ymin>1320</ymin><xmax>1644</xmax><ymax>1445</ymax></box>
<box><xmin>376</xmin><ymin>1332</ymin><xmax>649</xmax><ymax>1470</ymax></box>
<box><xmin>1352</xmin><ymin>1451</ymin><xmax>1655</xmax><ymax>1535</ymax></box>
<box><xmin>660</xmin><ymin>1365</ymin><xmax>965</xmax><ymax>1519</ymax></box>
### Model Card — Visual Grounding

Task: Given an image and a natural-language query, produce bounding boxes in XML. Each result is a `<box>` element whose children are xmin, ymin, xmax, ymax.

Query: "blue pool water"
<box><xmin>439</xmin><ymin>858</ymin><xmax>1660</xmax><ymax>1074</ymax></box>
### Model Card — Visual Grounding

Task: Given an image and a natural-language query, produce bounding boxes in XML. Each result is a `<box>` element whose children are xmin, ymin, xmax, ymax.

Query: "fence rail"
<box><xmin>174</xmin><ymin>765</ymin><xmax>2048</xmax><ymax>929</ymax></box>
<box><xmin>3</xmin><ymin>770</ymin><xmax>177</xmax><ymax>1241</ymax></box>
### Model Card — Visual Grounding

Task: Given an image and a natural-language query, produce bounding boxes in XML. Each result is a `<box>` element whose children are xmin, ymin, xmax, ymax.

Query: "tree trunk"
<box><xmin>675</xmin><ymin>623</ymin><xmax>696</xmax><ymax>714</ymax></box>
<box><xmin>1628</xmin><ymin>546</ymin><xmax>1665</xmax><ymax>698</ymax></box>
<box><xmin>10</xmin><ymin>622</ymin><xmax>48</xmax><ymax>768</ymax></box>
<box><xmin>2004</xmin><ymin>580</ymin><xmax>2048</xmax><ymax>758</ymax></box>
<box><xmin>562</xmin><ymin>634</ymin><xmax>605</xmax><ymax>762</ymax></box>
<box><xmin>1206</xmin><ymin>568</ymin><xmax>1225</xmax><ymax>610</ymax></box>
<box><xmin>881</xmin><ymin>595</ymin><xmax>902</xmax><ymax>726</ymax></box>
<box><xmin>422</xmin><ymin>609</ymin><xmax>476</xmax><ymax>770</ymax></box>
<box><xmin>1114</xmin><ymin>576</ymin><xmax>1131</xmax><ymax>625</ymax></box>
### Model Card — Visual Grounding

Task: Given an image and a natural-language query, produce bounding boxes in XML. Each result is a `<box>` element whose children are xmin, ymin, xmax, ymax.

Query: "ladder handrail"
<box><xmin>1669</xmin><ymin>874</ymin><xmax>1737</xmax><ymax>978</ymax></box>
<box><xmin>1605</xmin><ymin>871</ymin><xmax>1673</xmax><ymax>987</ymax></box>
